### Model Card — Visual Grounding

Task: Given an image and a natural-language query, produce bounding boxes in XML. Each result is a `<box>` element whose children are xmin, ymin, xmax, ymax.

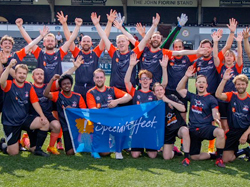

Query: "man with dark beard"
<box><xmin>15</xmin><ymin>17</ymin><xmax>82</xmax><ymax>83</ymax></box>
<box><xmin>86</xmin><ymin>68</ymin><xmax>132</xmax><ymax>159</ymax></box>
<box><xmin>216</xmin><ymin>70</ymin><xmax>250</xmax><ymax>163</ymax></box>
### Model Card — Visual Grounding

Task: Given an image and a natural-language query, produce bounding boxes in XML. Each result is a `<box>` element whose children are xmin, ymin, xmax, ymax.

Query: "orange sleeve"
<box><xmin>2</xmin><ymin>80</ymin><xmax>12</xmax><ymax>92</ymax></box>
<box><xmin>59</xmin><ymin>48</ymin><xmax>67</xmax><ymax>60</ymax></box>
<box><xmin>15</xmin><ymin>48</ymin><xmax>26</xmax><ymax>61</ymax></box>
<box><xmin>86</xmin><ymin>92</ymin><xmax>97</xmax><ymax>109</ymax></box>
<box><xmin>30</xmin><ymin>86</ymin><xmax>39</xmax><ymax>103</ymax></box>
<box><xmin>50</xmin><ymin>91</ymin><xmax>59</xmax><ymax>102</ymax></box>
<box><xmin>79</xmin><ymin>95</ymin><xmax>87</xmax><ymax>109</ymax></box>
<box><xmin>134</xmin><ymin>40</ymin><xmax>139</xmax><ymax>47</ymax></box>
<box><xmin>218</xmin><ymin>51</ymin><xmax>224</xmax><ymax>62</ymax></box>
<box><xmin>70</xmin><ymin>46</ymin><xmax>80</xmax><ymax>58</ymax></box>
<box><xmin>50</xmin><ymin>81</ymin><xmax>58</xmax><ymax>92</ymax></box>
<box><xmin>225</xmin><ymin>92</ymin><xmax>233</xmax><ymax>102</ymax></box>
<box><xmin>216</xmin><ymin>61</ymin><xmax>224</xmax><ymax>73</ymax></box>
<box><xmin>114</xmin><ymin>87</ymin><xmax>126</xmax><ymax>98</ymax></box>
<box><xmin>133</xmin><ymin>46</ymin><xmax>143</xmax><ymax>58</ymax></box>
<box><xmin>162</xmin><ymin>49</ymin><xmax>173</xmax><ymax>58</ymax></box>
<box><xmin>214</xmin><ymin>106</ymin><xmax>219</xmax><ymax>109</ymax></box>
<box><xmin>192</xmin><ymin>61</ymin><xmax>197</xmax><ymax>73</ymax></box>
<box><xmin>126</xmin><ymin>85</ymin><xmax>135</xmax><ymax>97</ymax></box>
<box><xmin>187</xmin><ymin>54</ymin><xmax>198</xmax><ymax>63</ymax></box>
<box><xmin>32</xmin><ymin>47</ymin><xmax>42</xmax><ymax>59</ymax></box>
<box><xmin>108</xmin><ymin>44</ymin><xmax>117</xmax><ymax>58</ymax></box>
<box><xmin>235</xmin><ymin>63</ymin><xmax>243</xmax><ymax>74</ymax></box>
<box><xmin>93</xmin><ymin>45</ymin><xmax>103</xmax><ymax>57</ymax></box>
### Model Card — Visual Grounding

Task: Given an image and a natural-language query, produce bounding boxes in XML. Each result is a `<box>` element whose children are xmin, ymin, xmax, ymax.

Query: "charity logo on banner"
<box><xmin>64</xmin><ymin>100</ymin><xmax>165</xmax><ymax>153</ymax></box>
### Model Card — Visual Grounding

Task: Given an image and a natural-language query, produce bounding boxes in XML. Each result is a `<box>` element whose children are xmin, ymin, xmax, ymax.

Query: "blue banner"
<box><xmin>65</xmin><ymin>100</ymin><xmax>165</xmax><ymax>153</ymax></box>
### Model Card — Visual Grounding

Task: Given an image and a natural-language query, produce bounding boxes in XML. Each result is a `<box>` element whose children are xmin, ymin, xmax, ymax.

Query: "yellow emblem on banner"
<box><xmin>75</xmin><ymin>118</ymin><xmax>94</xmax><ymax>134</ymax></box>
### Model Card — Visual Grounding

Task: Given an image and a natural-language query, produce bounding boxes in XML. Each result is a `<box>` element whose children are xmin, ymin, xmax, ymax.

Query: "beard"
<box><xmin>150</xmin><ymin>41</ymin><xmax>161</xmax><ymax>49</ymax></box>
<box><xmin>96</xmin><ymin>83</ymin><xmax>104</xmax><ymax>89</ymax></box>
<box><xmin>46</xmin><ymin>46</ymin><xmax>55</xmax><ymax>50</ymax></box>
<box><xmin>82</xmin><ymin>45</ymin><xmax>91</xmax><ymax>52</ymax></box>
<box><xmin>15</xmin><ymin>77</ymin><xmax>26</xmax><ymax>84</ymax></box>
<box><xmin>237</xmin><ymin>88</ymin><xmax>246</xmax><ymax>94</ymax></box>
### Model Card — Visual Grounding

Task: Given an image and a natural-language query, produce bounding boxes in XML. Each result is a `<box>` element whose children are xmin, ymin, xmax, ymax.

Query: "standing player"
<box><xmin>177</xmin><ymin>66</ymin><xmax>225</xmax><ymax>167</ymax></box>
<box><xmin>213</xmin><ymin>31</ymin><xmax>243</xmax><ymax>131</ymax></box>
<box><xmin>124</xmin><ymin>53</ymin><xmax>168</xmax><ymax>158</ymax></box>
<box><xmin>31</xmin><ymin>56</ymin><xmax>82</xmax><ymax>154</ymax></box>
<box><xmin>153</xmin><ymin>82</ymin><xmax>190</xmax><ymax>166</ymax></box>
<box><xmin>44</xmin><ymin>71</ymin><xmax>87</xmax><ymax>155</ymax></box>
<box><xmin>0</xmin><ymin>60</ymin><xmax>49</xmax><ymax>156</ymax></box>
<box><xmin>86</xmin><ymin>68</ymin><xmax>132</xmax><ymax>159</ymax></box>
<box><xmin>56</xmin><ymin>10</ymin><xmax>116</xmax><ymax>100</ymax></box>
<box><xmin>91</xmin><ymin>12</ymin><xmax>160</xmax><ymax>91</ymax></box>
<box><xmin>215</xmin><ymin>70</ymin><xmax>250</xmax><ymax>163</ymax></box>
<box><xmin>15</xmin><ymin>17</ymin><xmax>82</xmax><ymax>83</ymax></box>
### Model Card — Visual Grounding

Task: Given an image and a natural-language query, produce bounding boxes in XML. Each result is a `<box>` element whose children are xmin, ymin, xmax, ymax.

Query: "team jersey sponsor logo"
<box><xmin>137</xmin><ymin>101</ymin><xmax>140</xmax><ymax>105</ymax></box>
<box><xmin>137</xmin><ymin>95</ymin><xmax>141</xmax><ymax>99</ymax></box>
<box><xmin>191</xmin><ymin>99</ymin><xmax>203</xmax><ymax>114</ymax></box>
<box><xmin>182</xmin><ymin>60</ymin><xmax>186</xmax><ymax>64</ymax></box>
<box><xmin>97</xmin><ymin>103</ymin><xmax>101</xmax><ymax>108</ymax></box>
<box><xmin>116</xmin><ymin>58</ymin><xmax>119</xmax><ymax>63</ymax></box>
<box><xmin>142</xmin><ymin>57</ymin><xmax>145</xmax><ymax>61</ymax></box>
<box><xmin>148</xmin><ymin>96</ymin><xmax>153</xmax><ymax>101</ymax></box>
<box><xmin>43</xmin><ymin>61</ymin><xmax>47</xmax><ymax>66</ymax></box>
<box><xmin>243</xmin><ymin>105</ymin><xmax>249</xmax><ymax>112</ymax></box>
<box><xmin>208</xmin><ymin>60</ymin><xmax>213</xmax><ymax>64</ymax></box>
<box><xmin>107</xmin><ymin>94</ymin><xmax>113</xmax><ymax>100</ymax></box>
<box><xmin>72</xmin><ymin>101</ymin><xmax>77</xmax><ymax>107</ymax></box>
<box><xmin>25</xmin><ymin>91</ymin><xmax>29</xmax><ymax>97</ymax></box>
<box><xmin>232</xmin><ymin>107</ymin><xmax>236</xmax><ymax>113</ymax></box>
<box><xmin>96</xmin><ymin>96</ymin><xmax>100</xmax><ymax>101</ymax></box>
<box><xmin>170</xmin><ymin>62</ymin><xmax>174</xmax><ymax>66</ymax></box>
<box><xmin>54</xmin><ymin>56</ymin><xmax>58</xmax><ymax>61</ymax></box>
<box><xmin>166</xmin><ymin>113</ymin><xmax>177</xmax><ymax>126</ymax></box>
<box><xmin>153</xmin><ymin>54</ymin><xmax>158</xmax><ymax>58</ymax></box>
<box><xmin>197</xmin><ymin>67</ymin><xmax>201</xmax><ymax>71</ymax></box>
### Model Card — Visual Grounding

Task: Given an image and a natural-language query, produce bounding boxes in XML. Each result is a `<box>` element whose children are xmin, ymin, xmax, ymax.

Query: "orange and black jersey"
<box><xmin>71</xmin><ymin>46</ymin><xmax>103</xmax><ymax>87</ymax></box>
<box><xmin>225</xmin><ymin>92</ymin><xmax>250</xmax><ymax>129</ymax></box>
<box><xmin>1</xmin><ymin>80</ymin><xmax>38</xmax><ymax>126</ymax></box>
<box><xmin>127</xmin><ymin>86</ymin><xmax>156</xmax><ymax>105</ymax></box>
<box><xmin>87</xmin><ymin>86</ymin><xmax>126</xmax><ymax>109</ymax></box>
<box><xmin>50</xmin><ymin>91</ymin><xmax>86</xmax><ymax>131</ymax></box>
<box><xmin>108</xmin><ymin>44</ymin><xmax>143</xmax><ymax>91</ymax></box>
<box><xmin>32</xmin><ymin>47</ymin><xmax>67</xmax><ymax>83</ymax></box>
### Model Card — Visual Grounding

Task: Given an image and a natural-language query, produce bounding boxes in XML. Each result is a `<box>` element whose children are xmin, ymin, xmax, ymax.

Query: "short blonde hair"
<box><xmin>43</xmin><ymin>33</ymin><xmax>55</xmax><ymax>41</ymax></box>
<box><xmin>233</xmin><ymin>74</ymin><xmax>248</xmax><ymax>85</ymax></box>
<box><xmin>93</xmin><ymin>68</ymin><xmax>105</xmax><ymax>77</ymax></box>
<box><xmin>0</xmin><ymin>35</ymin><xmax>15</xmax><ymax>45</ymax></box>
<box><xmin>32</xmin><ymin>68</ymin><xmax>44</xmax><ymax>76</ymax></box>
<box><xmin>116</xmin><ymin>34</ymin><xmax>128</xmax><ymax>42</ymax></box>
<box><xmin>15</xmin><ymin>64</ymin><xmax>29</xmax><ymax>73</ymax></box>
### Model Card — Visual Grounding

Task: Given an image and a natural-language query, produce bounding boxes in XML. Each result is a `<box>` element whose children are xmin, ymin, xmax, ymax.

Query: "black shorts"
<box><xmin>224</xmin><ymin>128</ymin><xmax>250</xmax><ymax>152</ymax></box>
<box><xmin>165</xmin><ymin>124</ymin><xmax>187</xmax><ymax>144</ymax></box>
<box><xmin>3</xmin><ymin>115</ymin><xmax>37</xmax><ymax>146</ymax></box>
<box><xmin>131</xmin><ymin>148</ymin><xmax>157</xmax><ymax>152</ymax></box>
<box><xmin>165</xmin><ymin>89</ymin><xmax>187</xmax><ymax>112</ymax></box>
<box><xmin>74</xmin><ymin>84</ymin><xmax>94</xmax><ymax>102</ymax></box>
<box><xmin>218</xmin><ymin>101</ymin><xmax>229</xmax><ymax>119</ymax></box>
<box><xmin>45</xmin><ymin>113</ymin><xmax>57</xmax><ymax>123</ymax></box>
<box><xmin>189</xmin><ymin>125</ymin><xmax>217</xmax><ymax>156</ymax></box>
<box><xmin>63</xmin><ymin>130</ymin><xmax>73</xmax><ymax>152</ymax></box>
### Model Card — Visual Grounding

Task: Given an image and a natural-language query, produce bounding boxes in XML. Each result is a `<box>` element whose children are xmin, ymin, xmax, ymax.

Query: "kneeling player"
<box><xmin>216</xmin><ymin>70</ymin><xmax>250</xmax><ymax>162</ymax></box>
<box><xmin>0</xmin><ymin>61</ymin><xmax>49</xmax><ymax>156</ymax></box>
<box><xmin>153</xmin><ymin>83</ymin><xmax>190</xmax><ymax>166</ymax></box>
<box><xmin>44</xmin><ymin>73</ymin><xmax>87</xmax><ymax>155</ymax></box>
<box><xmin>177</xmin><ymin>66</ymin><xmax>225</xmax><ymax>167</ymax></box>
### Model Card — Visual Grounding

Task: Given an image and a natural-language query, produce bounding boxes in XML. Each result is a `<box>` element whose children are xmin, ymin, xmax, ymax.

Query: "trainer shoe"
<box><xmin>115</xmin><ymin>152</ymin><xmax>123</xmax><ymax>160</ymax></box>
<box><xmin>182</xmin><ymin>158</ymin><xmax>190</xmax><ymax>166</ymax></box>
<box><xmin>47</xmin><ymin>146</ymin><xmax>60</xmax><ymax>155</ymax></box>
<box><xmin>91</xmin><ymin>152</ymin><xmax>101</xmax><ymax>159</ymax></box>
<box><xmin>215</xmin><ymin>158</ymin><xmax>225</xmax><ymax>168</ymax></box>
<box><xmin>34</xmin><ymin>149</ymin><xmax>50</xmax><ymax>157</ymax></box>
<box><xmin>20</xmin><ymin>133</ymin><xmax>30</xmax><ymax>149</ymax></box>
<box><xmin>57</xmin><ymin>140</ymin><xmax>64</xmax><ymax>150</ymax></box>
<box><xmin>0</xmin><ymin>138</ymin><xmax>6</xmax><ymax>151</ymax></box>
<box><xmin>173</xmin><ymin>146</ymin><xmax>183</xmax><ymax>156</ymax></box>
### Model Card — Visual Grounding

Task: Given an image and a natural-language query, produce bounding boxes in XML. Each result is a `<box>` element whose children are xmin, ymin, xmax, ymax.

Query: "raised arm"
<box><xmin>62</xmin><ymin>55</ymin><xmax>82</xmax><ymax>76</ymax></box>
<box><xmin>215</xmin><ymin>68</ymin><xmax>233</xmax><ymax>101</ymax></box>
<box><xmin>235</xmin><ymin>32</ymin><xmax>243</xmax><ymax>67</ymax></box>
<box><xmin>61</xmin><ymin>18</ymin><xmax>82</xmax><ymax>53</ymax></box>
<box><xmin>136</xmin><ymin>23</ymin><xmax>146</xmax><ymax>38</ymax></box>
<box><xmin>124</xmin><ymin>53</ymin><xmax>139</xmax><ymax>92</ymax></box>
<box><xmin>91</xmin><ymin>12</ymin><xmax>112</xmax><ymax>51</ymax></box>
<box><xmin>172</xmin><ymin>46</ymin><xmax>207</xmax><ymax>56</ymax></box>
<box><xmin>160</xmin><ymin>13</ymin><xmax>188</xmax><ymax>49</ymax></box>
<box><xmin>56</xmin><ymin>11</ymin><xmax>75</xmax><ymax>51</ymax></box>
<box><xmin>159</xmin><ymin>55</ymin><xmax>168</xmax><ymax>89</ymax></box>
<box><xmin>108</xmin><ymin>93</ymin><xmax>132</xmax><ymax>108</ymax></box>
<box><xmin>0</xmin><ymin>59</ymin><xmax>16</xmax><ymax>89</ymax></box>
<box><xmin>211</xmin><ymin>30</ymin><xmax>222</xmax><ymax>67</ymax></box>
<box><xmin>162</xmin><ymin>95</ymin><xmax>185</xmax><ymax>112</ymax></box>
<box><xmin>137</xmin><ymin>13</ymin><xmax>160</xmax><ymax>52</ymax></box>
<box><xmin>24</xmin><ymin>26</ymin><xmax>49</xmax><ymax>54</ymax></box>
<box><xmin>243</xmin><ymin>27</ymin><xmax>250</xmax><ymax>60</ymax></box>
<box><xmin>113</xmin><ymin>19</ymin><xmax>137</xmax><ymax>46</ymax></box>
<box><xmin>222</xmin><ymin>18</ymin><xmax>238</xmax><ymax>54</ymax></box>
<box><xmin>44</xmin><ymin>74</ymin><xmax>60</xmax><ymax>99</ymax></box>
<box><xmin>16</xmin><ymin>18</ymin><xmax>38</xmax><ymax>52</ymax></box>
<box><xmin>176</xmin><ymin>65</ymin><xmax>195</xmax><ymax>98</ymax></box>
